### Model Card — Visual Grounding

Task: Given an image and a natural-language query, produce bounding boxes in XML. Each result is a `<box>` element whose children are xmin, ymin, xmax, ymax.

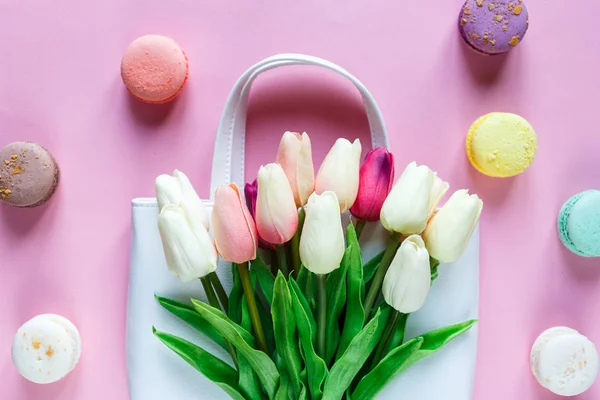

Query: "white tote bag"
<box><xmin>127</xmin><ymin>54</ymin><xmax>479</xmax><ymax>400</ymax></box>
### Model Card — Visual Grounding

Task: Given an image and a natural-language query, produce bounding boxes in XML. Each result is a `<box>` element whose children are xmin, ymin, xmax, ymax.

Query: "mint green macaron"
<box><xmin>558</xmin><ymin>190</ymin><xmax>600</xmax><ymax>257</ymax></box>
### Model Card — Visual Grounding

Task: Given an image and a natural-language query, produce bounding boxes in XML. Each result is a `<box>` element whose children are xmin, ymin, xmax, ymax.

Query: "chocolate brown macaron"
<box><xmin>0</xmin><ymin>142</ymin><xmax>60</xmax><ymax>207</ymax></box>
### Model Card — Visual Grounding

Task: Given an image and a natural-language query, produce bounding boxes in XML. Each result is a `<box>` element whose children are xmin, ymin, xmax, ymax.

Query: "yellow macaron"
<box><xmin>465</xmin><ymin>112</ymin><xmax>537</xmax><ymax>177</ymax></box>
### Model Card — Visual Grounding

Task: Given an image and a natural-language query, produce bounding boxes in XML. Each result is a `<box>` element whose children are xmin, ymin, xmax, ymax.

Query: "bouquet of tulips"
<box><xmin>152</xmin><ymin>132</ymin><xmax>483</xmax><ymax>400</ymax></box>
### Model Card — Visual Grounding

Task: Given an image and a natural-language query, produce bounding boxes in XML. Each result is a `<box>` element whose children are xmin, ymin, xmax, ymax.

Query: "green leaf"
<box><xmin>272</xmin><ymin>273</ymin><xmax>303</xmax><ymax>398</ymax></box>
<box><xmin>325</xmin><ymin>254</ymin><xmax>349</xmax><ymax>364</ymax></box>
<box><xmin>386</xmin><ymin>313</ymin><xmax>409</xmax><ymax>355</ymax></box>
<box><xmin>297</xmin><ymin>266</ymin><xmax>316</xmax><ymax>312</ymax></box>
<box><xmin>252</xmin><ymin>254</ymin><xmax>275</xmax><ymax>305</ymax></box>
<box><xmin>249</xmin><ymin>268</ymin><xmax>276</xmax><ymax>356</ymax></box>
<box><xmin>155</xmin><ymin>295</ymin><xmax>227</xmax><ymax>350</ymax></box>
<box><xmin>337</xmin><ymin>223</ymin><xmax>364</xmax><ymax>359</ymax></box>
<box><xmin>321</xmin><ymin>308</ymin><xmax>390</xmax><ymax>400</ymax></box>
<box><xmin>289</xmin><ymin>280</ymin><xmax>328</xmax><ymax>399</ymax></box>
<box><xmin>362</xmin><ymin>250</ymin><xmax>385</xmax><ymax>286</ymax></box>
<box><xmin>351</xmin><ymin>337</ymin><xmax>424</xmax><ymax>400</ymax></box>
<box><xmin>192</xmin><ymin>299</ymin><xmax>280</xmax><ymax>398</ymax></box>
<box><xmin>229</xmin><ymin>263</ymin><xmax>244</xmax><ymax>325</ymax></box>
<box><xmin>238</xmin><ymin>297</ymin><xmax>263</xmax><ymax>399</ymax></box>
<box><xmin>352</xmin><ymin>319</ymin><xmax>477</xmax><ymax>400</ymax></box>
<box><xmin>152</xmin><ymin>328</ymin><xmax>245</xmax><ymax>400</ymax></box>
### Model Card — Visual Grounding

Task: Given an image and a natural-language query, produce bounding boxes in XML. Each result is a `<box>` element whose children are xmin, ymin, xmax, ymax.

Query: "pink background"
<box><xmin>1</xmin><ymin>0</ymin><xmax>600</xmax><ymax>398</ymax></box>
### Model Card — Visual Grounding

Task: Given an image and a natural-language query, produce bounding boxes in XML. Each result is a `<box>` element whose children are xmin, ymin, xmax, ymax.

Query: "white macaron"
<box><xmin>12</xmin><ymin>314</ymin><xmax>82</xmax><ymax>384</ymax></box>
<box><xmin>531</xmin><ymin>326</ymin><xmax>599</xmax><ymax>396</ymax></box>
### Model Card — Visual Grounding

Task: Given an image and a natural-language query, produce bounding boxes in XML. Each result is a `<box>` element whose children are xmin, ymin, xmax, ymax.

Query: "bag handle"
<box><xmin>209</xmin><ymin>53</ymin><xmax>389</xmax><ymax>199</ymax></box>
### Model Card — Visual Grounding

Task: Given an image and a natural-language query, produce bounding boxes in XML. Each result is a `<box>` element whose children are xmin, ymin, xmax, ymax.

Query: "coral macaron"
<box><xmin>121</xmin><ymin>35</ymin><xmax>189</xmax><ymax>104</ymax></box>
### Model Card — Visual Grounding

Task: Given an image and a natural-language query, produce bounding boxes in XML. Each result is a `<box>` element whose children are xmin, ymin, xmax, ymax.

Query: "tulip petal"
<box><xmin>381</xmin><ymin>162</ymin><xmax>435</xmax><ymax>234</ymax></box>
<box><xmin>382</xmin><ymin>235</ymin><xmax>430</xmax><ymax>313</ymax></box>
<box><xmin>315</xmin><ymin>138</ymin><xmax>362</xmax><ymax>213</ymax></box>
<box><xmin>350</xmin><ymin>147</ymin><xmax>395</xmax><ymax>221</ymax></box>
<box><xmin>299</xmin><ymin>191</ymin><xmax>345</xmax><ymax>275</ymax></box>
<box><xmin>423</xmin><ymin>190</ymin><xmax>483</xmax><ymax>263</ymax></box>
<box><xmin>276</xmin><ymin>132</ymin><xmax>315</xmax><ymax>207</ymax></box>
<box><xmin>158</xmin><ymin>205</ymin><xmax>218</xmax><ymax>282</ymax></box>
<box><xmin>212</xmin><ymin>184</ymin><xmax>258</xmax><ymax>263</ymax></box>
<box><xmin>256</xmin><ymin>164</ymin><xmax>299</xmax><ymax>245</ymax></box>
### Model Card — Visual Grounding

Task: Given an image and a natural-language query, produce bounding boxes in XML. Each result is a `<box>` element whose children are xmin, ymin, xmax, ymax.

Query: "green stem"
<box><xmin>289</xmin><ymin>207</ymin><xmax>306</xmax><ymax>279</ymax></box>
<box><xmin>237</xmin><ymin>262</ymin><xmax>269</xmax><ymax>353</ymax></box>
<box><xmin>200</xmin><ymin>276</ymin><xmax>239</xmax><ymax>369</ymax></box>
<box><xmin>354</xmin><ymin>219</ymin><xmax>367</xmax><ymax>240</ymax></box>
<box><xmin>306</xmin><ymin>272</ymin><xmax>315</xmax><ymax>312</ymax></box>
<box><xmin>270</xmin><ymin>248</ymin><xmax>278</xmax><ymax>275</ymax></box>
<box><xmin>363</xmin><ymin>232</ymin><xmax>402</xmax><ymax>320</ymax></box>
<box><xmin>316</xmin><ymin>274</ymin><xmax>327</xmax><ymax>359</ymax></box>
<box><xmin>371</xmin><ymin>310</ymin><xmax>401</xmax><ymax>368</ymax></box>
<box><xmin>275</xmin><ymin>244</ymin><xmax>289</xmax><ymax>276</ymax></box>
<box><xmin>208</xmin><ymin>272</ymin><xmax>229</xmax><ymax>311</ymax></box>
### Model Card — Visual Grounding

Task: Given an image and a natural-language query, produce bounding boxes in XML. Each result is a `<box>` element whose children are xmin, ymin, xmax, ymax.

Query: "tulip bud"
<box><xmin>382</xmin><ymin>235</ymin><xmax>431</xmax><ymax>313</ymax></box>
<box><xmin>158</xmin><ymin>204</ymin><xmax>218</xmax><ymax>282</ymax></box>
<box><xmin>212</xmin><ymin>184</ymin><xmax>258</xmax><ymax>263</ymax></box>
<box><xmin>276</xmin><ymin>131</ymin><xmax>315</xmax><ymax>207</ymax></box>
<box><xmin>244</xmin><ymin>180</ymin><xmax>275</xmax><ymax>250</ymax></box>
<box><xmin>423</xmin><ymin>189</ymin><xmax>483</xmax><ymax>263</ymax></box>
<box><xmin>380</xmin><ymin>162</ymin><xmax>447</xmax><ymax>235</ymax></box>
<box><xmin>155</xmin><ymin>169</ymin><xmax>209</xmax><ymax>230</ymax></box>
<box><xmin>315</xmin><ymin>138</ymin><xmax>362</xmax><ymax>213</ymax></box>
<box><xmin>256</xmin><ymin>163</ymin><xmax>299</xmax><ymax>245</ymax></box>
<box><xmin>350</xmin><ymin>147</ymin><xmax>395</xmax><ymax>221</ymax></box>
<box><xmin>299</xmin><ymin>191</ymin><xmax>345</xmax><ymax>275</ymax></box>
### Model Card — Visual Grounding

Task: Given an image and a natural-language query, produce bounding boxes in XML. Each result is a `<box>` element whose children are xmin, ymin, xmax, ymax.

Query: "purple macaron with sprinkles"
<box><xmin>459</xmin><ymin>0</ymin><xmax>529</xmax><ymax>55</ymax></box>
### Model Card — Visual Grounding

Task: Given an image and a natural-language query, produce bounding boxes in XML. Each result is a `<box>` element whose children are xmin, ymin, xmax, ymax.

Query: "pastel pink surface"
<box><xmin>121</xmin><ymin>35</ymin><xmax>188</xmax><ymax>103</ymax></box>
<box><xmin>0</xmin><ymin>1</ymin><xmax>599</xmax><ymax>399</ymax></box>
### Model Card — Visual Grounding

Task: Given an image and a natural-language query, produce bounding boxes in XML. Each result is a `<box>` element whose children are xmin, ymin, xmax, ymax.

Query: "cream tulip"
<box><xmin>155</xmin><ymin>170</ymin><xmax>209</xmax><ymax>230</ymax></box>
<box><xmin>315</xmin><ymin>138</ymin><xmax>362</xmax><ymax>213</ymax></box>
<box><xmin>423</xmin><ymin>189</ymin><xmax>483</xmax><ymax>263</ymax></box>
<box><xmin>157</xmin><ymin>204</ymin><xmax>218</xmax><ymax>282</ymax></box>
<box><xmin>299</xmin><ymin>191</ymin><xmax>345</xmax><ymax>275</ymax></box>
<box><xmin>276</xmin><ymin>131</ymin><xmax>315</xmax><ymax>207</ymax></box>
<box><xmin>255</xmin><ymin>163</ymin><xmax>299</xmax><ymax>245</ymax></box>
<box><xmin>380</xmin><ymin>162</ymin><xmax>446</xmax><ymax>235</ymax></box>
<box><xmin>382</xmin><ymin>235</ymin><xmax>431</xmax><ymax>313</ymax></box>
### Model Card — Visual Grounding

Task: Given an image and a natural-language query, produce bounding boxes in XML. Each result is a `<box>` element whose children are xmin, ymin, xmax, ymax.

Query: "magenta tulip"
<box><xmin>212</xmin><ymin>184</ymin><xmax>258</xmax><ymax>263</ymax></box>
<box><xmin>350</xmin><ymin>148</ymin><xmax>395</xmax><ymax>221</ymax></box>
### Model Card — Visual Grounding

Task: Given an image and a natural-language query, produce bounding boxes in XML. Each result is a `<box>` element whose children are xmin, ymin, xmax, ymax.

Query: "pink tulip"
<box><xmin>211</xmin><ymin>184</ymin><xmax>258</xmax><ymax>263</ymax></box>
<box><xmin>256</xmin><ymin>163</ymin><xmax>299</xmax><ymax>244</ymax></box>
<box><xmin>244</xmin><ymin>180</ymin><xmax>275</xmax><ymax>250</ymax></box>
<box><xmin>350</xmin><ymin>148</ymin><xmax>395</xmax><ymax>221</ymax></box>
<box><xmin>276</xmin><ymin>132</ymin><xmax>315</xmax><ymax>207</ymax></box>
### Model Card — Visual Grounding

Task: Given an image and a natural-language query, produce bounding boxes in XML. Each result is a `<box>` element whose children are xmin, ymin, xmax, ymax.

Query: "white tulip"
<box><xmin>382</xmin><ymin>235</ymin><xmax>431</xmax><ymax>313</ymax></box>
<box><xmin>423</xmin><ymin>189</ymin><xmax>483</xmax><ymax>263</ymax></box>
<box><xmin>381</xmin><ymin>162</ymin><xmax>446</xmax><ymax>235</ymax></box>
<box><xmin>299</xmin><ymin>191</ymin><xmax>345</xmax><ymax>275</ymax></box>
<box><xmin>155</xmin><ymin>170</ymin><xmax>209</xmax><ymax>230</ymax></box>
<box><xmin>315</xmin><ymin>138</ymin><xmax>362</xmax><ymax>213</ymax></box>
<box><xmin>255</xmin><ymin>163</ymin><xmax>299</xmax><ymax>245</ymax></box>
<box><xmin>158</xmin><ymin>204</ymin><xmax>218</xmax><ymax>282</ymax></box>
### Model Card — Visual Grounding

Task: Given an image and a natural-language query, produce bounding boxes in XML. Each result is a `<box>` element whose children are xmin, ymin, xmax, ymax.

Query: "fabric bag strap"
<box><xmin>209</xmin><ymin>53</ymin><xmax>389</xmax><ymax>198</ymax></box>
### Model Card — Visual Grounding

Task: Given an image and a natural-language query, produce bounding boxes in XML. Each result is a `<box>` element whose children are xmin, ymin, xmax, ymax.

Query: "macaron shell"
<box><xmin>466</xmin><ymin>112</ymin><xmax>537</xmax><ymax>177</ymax></box>
<box><xmin>0</xmin><ymin>142</ymin><xmax>60</xmax><ymax>207</ymax></box>
<box><xmin>121</xmin><ymin>35</ymin><xmax>189</xmax><ymax>104</ymax></box>
<box><xmin>531</xmin><ymin>327</ymin><xmax>580</xmax><ymax>380</ymax></box>
<box><xmin>534</xmin><ymin>331</ymin><xmax>599</xmax><ymax>396</ymax></box>
<box><xmin>459</xmin><ymin>0</ymin><xmax>529</xmax><ymax>55</ymax></box>
<box><xmin>12</xmin><ymin>314</ymin><xmax>81</xmax><ymax>384</ymax></box>
<box><xmin>559</xmin><ymin>190</ymin><xmax>600</xmax><ymax>257</ymax></box>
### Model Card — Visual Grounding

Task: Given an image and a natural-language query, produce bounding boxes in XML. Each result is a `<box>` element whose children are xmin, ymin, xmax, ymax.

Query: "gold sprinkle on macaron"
<box><xmin>513</xmin><ymin>4</ymin><xmax>523</xmax><ymax>15</ymax></box>
<box><xmin>508</xmin><ymin>36</ymin><xmax>520</xmax><ymax>46</ymax></box>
